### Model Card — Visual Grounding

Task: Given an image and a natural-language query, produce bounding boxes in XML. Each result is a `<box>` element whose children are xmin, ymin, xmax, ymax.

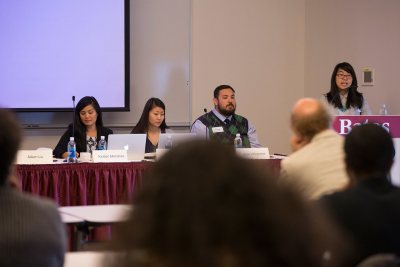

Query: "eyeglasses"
<box><xmin>336</xmin><ymin>73</ymin><xmax>352</xmax><ymax>79</ymax></box>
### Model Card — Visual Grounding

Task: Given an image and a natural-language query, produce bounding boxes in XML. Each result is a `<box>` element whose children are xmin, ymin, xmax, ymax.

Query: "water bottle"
<box><xmin>98</xmin><ymin>136</ymin><xmax>107</xmax><ymax>150</ymax></box>
<box><xmin>234</xmin><ymin>133</ymin><xmax>242</xmax><ymax>148</ymax></box>
<box><xmin>67</xmin><ymin>137</ymin><xmax>77</xmax><ymax>163</ymax></box>
<box><xmin>165</xmin><ymin>135</ymin><xmax>173</xmax><ymax>149</ymax></box>
<box><xmin>379</xmin><ymin>104</ymin><xmax>388</xmax><ymax>115</ymax></box>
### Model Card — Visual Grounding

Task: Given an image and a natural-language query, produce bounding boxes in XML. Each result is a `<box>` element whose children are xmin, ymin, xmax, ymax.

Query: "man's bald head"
<box><xmin>291</xmin><ymin>98</ymin><xmax>331</xmax><ymax>142</ymax></box>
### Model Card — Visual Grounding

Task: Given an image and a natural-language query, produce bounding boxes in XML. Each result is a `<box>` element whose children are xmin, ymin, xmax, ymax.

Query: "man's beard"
<box><xmin>218</xmin><ymin>104</ymin><xmax>236</xmax><ymax>117</ymax></box>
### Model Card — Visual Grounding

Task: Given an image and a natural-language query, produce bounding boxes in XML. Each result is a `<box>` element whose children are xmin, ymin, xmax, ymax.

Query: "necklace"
<box><xmin>87</xmin><ymin>137</ymin><xmax>97</xmax><ymax>153</ymax></box>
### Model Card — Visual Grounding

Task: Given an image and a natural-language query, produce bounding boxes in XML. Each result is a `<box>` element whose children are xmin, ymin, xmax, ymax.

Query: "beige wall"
<box><xmin>22</xmin><ymin>0</ymin><xmax>400</xmax><ymax>155</ymax></box>
<box><xmin>191</xmin><ymin>0</ymin><xmax>305</xmax><ymax>154</ymax></box>
<box><xmin>305</xmin><ymin>0</ymin><xmax>400</xmax><ymax>114</ymax></box>
<box><xmin>22</xmin><ymin>0</ymin><xmax>305</xmax><ymax>155</ymax></box>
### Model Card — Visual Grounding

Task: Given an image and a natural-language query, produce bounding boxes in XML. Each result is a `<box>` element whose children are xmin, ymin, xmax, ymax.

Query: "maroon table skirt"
<box><xmin>16</xmin><ymin>161</ymin><xmax>152</xmax><ymax>249</ymax></box>
<box><xmin>17</xmin><ymin>161</ymin><xmax>151</xmax><ymax>206</ymax></box>
<box><xmin>16</xmin><ymin>159</ymin><xmax>281</xmax><ymax>206</ymax></box>
<box><xmin>16</xmin><ymin>159</ymin><xmax>281</xmax><ymax>249</ymax></box>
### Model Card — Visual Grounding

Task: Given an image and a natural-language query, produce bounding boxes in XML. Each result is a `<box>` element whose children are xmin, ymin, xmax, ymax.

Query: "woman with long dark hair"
<box><xmin>131</xmin><ymin>97</ymin><xmax>168</xmax><ymax>153</ymax></box>
<box><xmin>323</xmin><ymin>62</ymin><xmax>372</xmax><ymax>115</ymax></box>
<box><xmin>53</xmin><ymin>96</ymin><xmax>113</xmax><ymax>158</ymax></box>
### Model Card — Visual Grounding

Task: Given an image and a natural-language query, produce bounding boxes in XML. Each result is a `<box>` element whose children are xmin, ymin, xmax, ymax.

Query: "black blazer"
<box><xmin>319</xmin><ymin>177</ymin><xmax>400</xmax><ymax>266</ymax></box>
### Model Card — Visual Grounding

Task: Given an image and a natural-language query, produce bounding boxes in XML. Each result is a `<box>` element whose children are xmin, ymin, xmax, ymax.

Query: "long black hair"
<box><xmin>70</xmin><ymin>96</ymin><xmax>104</xmax><ymax>149</ymax></box>
<box><xmin>131</xmin><ymin>98</ymin><xmax>168</xmax><ymax>134</ymax></box>
<box><xmin>326</xmin><ymin>62</ymin><xmax>364</xmax><ymax>110</ymax></box>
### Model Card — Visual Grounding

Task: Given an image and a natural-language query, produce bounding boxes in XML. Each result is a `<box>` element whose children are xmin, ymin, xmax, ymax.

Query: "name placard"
<box><xmin>235</xmin><ymin>147</ymin><xmax>270</xmax><ymax>159</ymax></box>
<box><xmin>155</xmin><ymin>148</ymin><xmax>168</xmax><ymax>160</ymax></box>
<box><xmin>17</xmin><ymin>150</ymin><xmax>53</xmax><ymax>164</ymax></box>
<box><xmin>92</xmin><ymin>150</ymin><xmax>128</xmax><ymax>163</ymax></box>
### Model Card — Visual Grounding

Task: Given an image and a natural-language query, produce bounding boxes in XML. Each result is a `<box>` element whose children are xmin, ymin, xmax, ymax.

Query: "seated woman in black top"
<box><xmin>53</xmin><ymin>96</ymin><xmax>113</xmax><ymax>158</ymax></box>
<box><xmin>131</xmin><ymin>98</ymin><xmax>168</xmax><ymax>153</ymax></box>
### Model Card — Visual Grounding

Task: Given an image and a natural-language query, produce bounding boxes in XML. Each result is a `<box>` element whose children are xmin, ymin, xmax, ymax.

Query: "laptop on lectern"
<box><xmin>107</xmin><ymin>134</ymin><xmax>146</xmax><ymax>161</ymax></box>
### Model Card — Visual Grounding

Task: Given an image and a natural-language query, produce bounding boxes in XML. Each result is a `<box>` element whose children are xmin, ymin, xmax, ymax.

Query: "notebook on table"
<box><xmin>158</xmin><ymin>133</ymin><xmax>198</xmax><ymax>149</ymax></box>
<box><xmin>107</xmin><ymin>134</ymin><xmax>146</xmax><ymax>161</ymax></box>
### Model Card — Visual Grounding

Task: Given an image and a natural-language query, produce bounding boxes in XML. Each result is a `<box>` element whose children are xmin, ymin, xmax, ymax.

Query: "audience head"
<box><xmin>213</xmin><ymin>84</ymin><xmax>236</xmax><ymax>116</ymax></box>
<box><xmin>74</xmin><ymin>96</ymin><xmax>104</xmax><ymax>133</ymax></box>
<box><xmin>0</xmin><ymin>109</ymin><xmax>22</xmax><ymax>186</ymax></box>
<box><xmin>345</xmin><ymin>123</ymin><xmax>395</xmax><ymax>182</ymax></box>
<box><xmin>290</xmin><ymin>98</ymin><xmax>331</xmax><ymax>152</ymax></box>
<box><xmin>114</xmin><ymin>140</ymin><xmax>336</xmax><ymax>267</ymax></box>
<box><xmin>132</xmin><ymin>97</ymin><xmax>168</xmax><ymax>133</ymax></box>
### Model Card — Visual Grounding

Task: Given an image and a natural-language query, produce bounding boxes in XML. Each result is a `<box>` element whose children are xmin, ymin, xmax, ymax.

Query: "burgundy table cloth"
<box><xmin>17</xmin><ymin>159</ymin><xmax>280</xmax><ymax>205</ymax></box>
<box><xmin>17</xmin><ymin>161</ymin><xmax>151</xmax><ymax>206</ymax></box>
<box><xmin>16</xmin><ymin>159</ymin><xmax>280</xmax><ymax>250</ymax></box>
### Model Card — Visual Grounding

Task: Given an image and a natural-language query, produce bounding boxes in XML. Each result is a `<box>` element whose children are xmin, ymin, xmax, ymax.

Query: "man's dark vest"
<box><xmin>198</xmin><ymin>111</ymin><xmax>250</xmax><ymax>147</ymax></box>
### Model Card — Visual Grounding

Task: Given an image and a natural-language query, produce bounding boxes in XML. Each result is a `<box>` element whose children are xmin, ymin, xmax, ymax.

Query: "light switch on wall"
<box><xmin>362</xmin><ymin>67</ymin><xmax>374</xmax><ymax>86</ymax></box>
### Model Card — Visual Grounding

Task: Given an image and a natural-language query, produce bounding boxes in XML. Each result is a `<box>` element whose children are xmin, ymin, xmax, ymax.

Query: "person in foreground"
<box><xmin>131</xmin><ymin>97</ymin><xmax>168</xmax><ymax>153</ymax></box>
<box><xmin>318</xmin><ymin>123</ymin><xmax>400</xmax><ymax>266</ymax></box>
<box><xmin>280</xmin><ymin>98</ymin><xmax>348</xmax><ymax>199</ymax></box>
<box><xmin>53</xmin><ymin>96</ymin><xmax>113</xmax><ymax>158</ymax></box>
<box><xmin>322</xmin><ymin>62</ymin><xmax>372</xmax><ymax>115</ymax></box>
<box><xmin>190</xmin><ymin>84</ymin><xmax>262</xmax><ymax>147</ymax></box>
<box><xmin>111</xmin><ymin>140</ymin><xmax>344</xmax><ymax>267</ymax></box>
<box><xmin>0</xmin><ymin>109</ymin><xmax>66</xmax><ymax>267</ymax></box>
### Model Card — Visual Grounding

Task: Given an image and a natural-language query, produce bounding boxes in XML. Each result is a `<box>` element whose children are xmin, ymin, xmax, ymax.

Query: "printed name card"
<box><xmin>17</xmin><ymin>150</ymin><xmax>53</xmax><ymax>164</ymax></box>
<box><xmin>235</xmin><ymin>147</ymin><xmax>270</xmax><ymax>159</ymax></box>
<box><xmin>92</xmin><ymin>150</ymin><xmax>128</xmax><ymax>163</ymax></box>
<box><xmin>155</xmin><ymin>148</ymin><xmax>168</xmax><ymax>160</ymax></box>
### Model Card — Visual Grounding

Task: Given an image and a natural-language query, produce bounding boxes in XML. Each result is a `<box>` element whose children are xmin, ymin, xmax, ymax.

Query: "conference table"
<box><xmin>59</xmin><ymin>204</ymin><xmax>132</xmax><ymax>251</ymax></box>
<box><xmin>16</xmin><ymin>159</ymin><xmax>281</xmax><ymax>250</ymax></box>
<box><xmin>17</xmin><ymin>161</ymin><xmax>149</xmax><ymax>207</ymax></box>
<box><xmin>17</xmin><ymin>161</ymin><xmax>150</xmax><ymax>250</ymax></box>
<box><xmin>16</xmin><ymin>159</ymin><xmax>281</xmax><ymax>207</ymax></box>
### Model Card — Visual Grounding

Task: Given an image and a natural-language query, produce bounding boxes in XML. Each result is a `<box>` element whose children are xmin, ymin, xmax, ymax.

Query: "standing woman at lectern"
<box><xmin>322</xmin><ymin>62</ymin><xmax>372</xmax><ymax>115</ymax></box>
<box><xmin>131</xmin><ymin>97</ymin><xmax>168</xmax><ymax>153</ymax></box>
<box><xmin>53</xmin><ymin>96</ymin><xmax>113</xmax><ymax>158</ymax></box>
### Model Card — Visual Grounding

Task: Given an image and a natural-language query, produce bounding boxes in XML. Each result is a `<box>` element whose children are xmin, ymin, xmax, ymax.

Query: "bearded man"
<box><xmin>191</xmin><ymin>84</ymin><xmax>261</xmax><ymax>147</ymax></box>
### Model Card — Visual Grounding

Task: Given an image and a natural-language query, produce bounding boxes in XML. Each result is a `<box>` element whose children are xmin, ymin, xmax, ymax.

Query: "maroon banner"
<box><xmin>332</xmin><ymin>115</ymin><xmax>400</xmax><ymax>138</ymax></box>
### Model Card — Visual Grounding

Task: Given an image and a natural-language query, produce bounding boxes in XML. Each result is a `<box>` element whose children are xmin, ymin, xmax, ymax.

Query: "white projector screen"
<box><xmin>0</xmin><ymin>0</ymin><xmax>129</xmax><ymax>111</ymax></box>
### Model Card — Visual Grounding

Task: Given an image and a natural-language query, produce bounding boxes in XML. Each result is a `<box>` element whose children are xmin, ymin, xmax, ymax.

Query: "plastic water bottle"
<box><xmin>98</xmin><ymin>136</ymin><xmax>107</xmax><ymax>150</ymax></box>
<box><xmin>67</xmin><ymin>137</ymin><xmax>77</xmax><ymax>163</ymax></box>
<box><xmin>379</xmin><ymin>104</ymin><xmax>388</xmax><ymax>115</ymax></box>
<box><xmin>234</xmin><ymin>133</ymin><xmax>242</xmax><ymax>148</ymax></box>
<box><xmin>165</xmin><ymin>135</ymin><xmax>173</xmax><ymax>149</ymax></box>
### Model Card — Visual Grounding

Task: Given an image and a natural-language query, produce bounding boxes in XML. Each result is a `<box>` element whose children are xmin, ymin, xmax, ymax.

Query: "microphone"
<box><xmin>203</xmin><ymin>108</ymin><xmax>208</xmax><ymax>140</ymax></box>
<box><xmin>72</xmin><ymin>96</ymin><xmax>76</xmax><ymax>137</ymax></box>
